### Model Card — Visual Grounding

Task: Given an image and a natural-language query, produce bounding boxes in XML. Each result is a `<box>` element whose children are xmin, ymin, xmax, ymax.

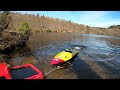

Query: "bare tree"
<box><xmin>0</xmin><ymin>11</ymin><xmax>12</xmax><ymax>32</ymax></box>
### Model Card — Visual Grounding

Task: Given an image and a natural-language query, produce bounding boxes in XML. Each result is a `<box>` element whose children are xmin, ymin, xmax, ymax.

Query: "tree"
<box><xmin>37</xmin><ymin>13</ymin><xmax>39</xmax><ymax>16</ymax></box>
<box><xmin>69</xmin><ymin>20</ymin><xmax>71</xmax><ymax>23</ymax></box>
<box><xmin>18</xmin><ymin>22</ymin><xmax>31</xmax><ymax>34</ymax></box>
<box><xmin>0</xmin><ymin>11</ymin><xmax>12</xmax><ymax>32</ymax></box>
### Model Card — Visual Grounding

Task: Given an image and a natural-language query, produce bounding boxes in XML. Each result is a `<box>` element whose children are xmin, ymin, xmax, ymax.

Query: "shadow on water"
<box><xmin>70</xmin><ymin>56</ymin><xmax>101</xmax><ymax>79</ymax></box>
<box><xmin>10</xmin><ymin>46</ymin><xmax>32</xmax><ymax>57</ymax></box>
<box><xmin>96</xmin><ymin>60</ymin><xmax>120</xmax><ymax>79</ymax></box>
<box><xmin>5</xmin><ymin>46</ymin><xmax>33</xmax><ymax>66</ymax></box>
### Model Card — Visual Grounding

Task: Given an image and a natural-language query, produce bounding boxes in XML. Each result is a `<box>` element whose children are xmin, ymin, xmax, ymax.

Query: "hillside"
<box><xmin>9</xmin><ymin>13</ymin><xmax>120</xmax><ymax>37</ymax></box>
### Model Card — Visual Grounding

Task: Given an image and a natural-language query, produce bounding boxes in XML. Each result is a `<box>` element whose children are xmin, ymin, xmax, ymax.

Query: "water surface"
<box><xmin>7</xmin><ymin>32</ymin><xmax>120</xmax><ymax>79</ymax></box>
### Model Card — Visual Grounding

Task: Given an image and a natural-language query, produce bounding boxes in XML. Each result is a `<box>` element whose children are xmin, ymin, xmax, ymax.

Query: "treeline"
<box><xmin>109</xmin><ymin>25</ymin><xmax>120</xmax><ymax>29</ymax></box>
<box><xmin>9</xmin><ymin>12</ymin><xmax>120</xmax><ymax>37</ymax></box>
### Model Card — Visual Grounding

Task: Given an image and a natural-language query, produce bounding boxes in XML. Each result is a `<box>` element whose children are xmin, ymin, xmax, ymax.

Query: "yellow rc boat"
<box><xmin>51</xmin><ymin>48</ymin><xmax>79</xmax><ymax>66</ymax></box>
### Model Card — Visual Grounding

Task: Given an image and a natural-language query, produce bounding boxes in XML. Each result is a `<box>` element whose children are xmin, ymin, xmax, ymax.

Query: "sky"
<box><xmin>12</xmin><ymin>11</ymin><xmax>120</xmax><ymax>28</ymax></box>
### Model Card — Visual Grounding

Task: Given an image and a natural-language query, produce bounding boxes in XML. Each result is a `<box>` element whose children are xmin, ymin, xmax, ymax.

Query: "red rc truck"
<box><xmin>0</xmin><ymin>63</ymin><xmax>44</xmax><ymax>79</ymax></box>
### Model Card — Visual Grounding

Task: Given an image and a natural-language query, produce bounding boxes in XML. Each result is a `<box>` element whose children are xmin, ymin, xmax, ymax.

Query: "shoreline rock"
<box><xmin>0</xmin><ymin>31</ymin><xmax>30</xmax><ymax>62</ymax></box>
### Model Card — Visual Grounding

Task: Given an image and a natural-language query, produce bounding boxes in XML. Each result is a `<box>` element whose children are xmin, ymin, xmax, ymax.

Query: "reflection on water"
<box><xmin>7</xmin><ymin>32</ymin><xmax>120</xmax><ymax>79</ymax></box>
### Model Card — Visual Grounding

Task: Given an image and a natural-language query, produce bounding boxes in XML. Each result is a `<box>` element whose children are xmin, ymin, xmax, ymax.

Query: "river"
<box><xmin>7</xmin><ymin>32</ymin><xmax>120</xmax><ymax>79</ymax></box>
